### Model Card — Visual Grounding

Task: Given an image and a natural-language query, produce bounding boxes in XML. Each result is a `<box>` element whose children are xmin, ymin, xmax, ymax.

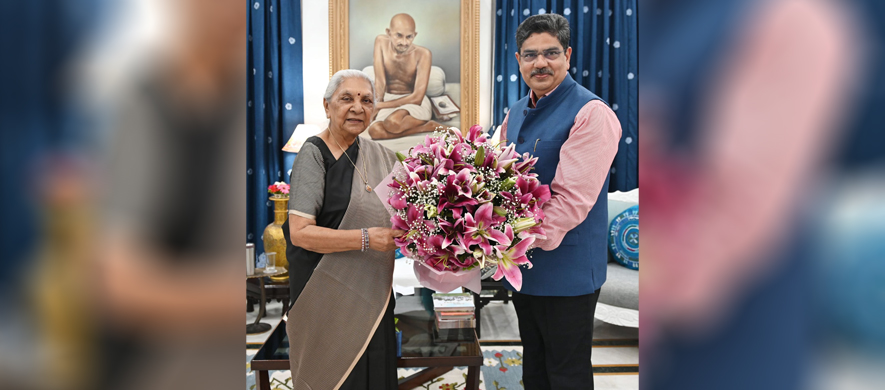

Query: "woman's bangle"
<box><xmin>361</xmin><ymin>228</ymin><xmax>369</xmax><ymax>252</ymax></box>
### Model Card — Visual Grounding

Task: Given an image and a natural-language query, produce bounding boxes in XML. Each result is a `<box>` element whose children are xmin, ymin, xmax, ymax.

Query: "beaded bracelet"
<box><xmin>361</xmin><ymin>228</ymin><xmax>369</xmax><ymax>252</ymax></box>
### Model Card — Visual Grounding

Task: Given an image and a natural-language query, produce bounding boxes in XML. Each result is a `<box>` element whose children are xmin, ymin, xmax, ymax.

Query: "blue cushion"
<box><xmin>609</xmin><ymin>205</ymin><xmax>638</xmax><ymax>270</ymax></box>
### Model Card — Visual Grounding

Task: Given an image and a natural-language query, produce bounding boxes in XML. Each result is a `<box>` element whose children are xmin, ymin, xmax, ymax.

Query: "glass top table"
<box><xmin>250</xmin><ymin>293</ymin><xmax>482</xmax><ymax>390</ymax></box>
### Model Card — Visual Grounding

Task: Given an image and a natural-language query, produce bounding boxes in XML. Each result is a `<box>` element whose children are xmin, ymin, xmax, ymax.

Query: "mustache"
<box><xmin>531</xmin><ymin>68</ymin><xmax>554</xmax><ymax>76</ymax></box>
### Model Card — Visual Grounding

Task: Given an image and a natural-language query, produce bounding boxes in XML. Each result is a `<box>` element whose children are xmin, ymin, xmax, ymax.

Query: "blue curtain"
<box><xmin>247</xmin><ymin>0</ymin><xmax>304</xmax><ymax>263</ymax></box>
<box><xmin>493</xmin><ymin>0</ymin><xmax>637</xmax><ymax>191</ymax></box>
<box><xmin>0</xmin><ymin>0</ymin><xmax>105</xmax><ymax>287</ymax></box>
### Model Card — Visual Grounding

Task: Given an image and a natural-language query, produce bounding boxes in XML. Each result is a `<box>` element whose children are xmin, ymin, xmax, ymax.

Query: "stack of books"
<box><xmin>432</xmin><ymin>292</ymin><xmax>476</xmax><ymax>329</ymax></box>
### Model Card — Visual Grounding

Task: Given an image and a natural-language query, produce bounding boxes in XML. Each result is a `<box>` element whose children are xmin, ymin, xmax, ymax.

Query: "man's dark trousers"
<box><xmin>512</xmin><ymin>289</ymin><xmax>601</xmax><ymax>390</ymax></box>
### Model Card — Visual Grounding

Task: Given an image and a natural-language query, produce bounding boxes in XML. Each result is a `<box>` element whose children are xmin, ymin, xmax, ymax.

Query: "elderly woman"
<box><xmin>283</xmin><ymin>69</ymin><xmax>403</xmax><ymax>390</ymax></box>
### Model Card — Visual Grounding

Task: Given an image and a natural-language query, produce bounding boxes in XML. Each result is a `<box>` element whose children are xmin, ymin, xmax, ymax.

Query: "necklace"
<box><xmin>330</xmin><ymin>130</ymin><xmax>372</xmax><ymax>193</ymax></box>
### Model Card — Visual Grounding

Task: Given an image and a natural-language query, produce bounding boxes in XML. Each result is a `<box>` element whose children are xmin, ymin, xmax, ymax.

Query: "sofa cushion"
<box><xmin>598</xmin><ymin>263</ymin><xmax>638</xmax><ymax>310</ymax></box>
<box><xmin>609</xmin><ymin>205</ymin><xmax>639</xmax><ymax>270</ymax></box>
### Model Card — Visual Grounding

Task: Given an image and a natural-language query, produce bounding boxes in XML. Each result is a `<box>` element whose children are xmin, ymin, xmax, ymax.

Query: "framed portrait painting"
<box><xmin>330</xmin><ymin>0</ymin><xmax>479</xmax><ymax>152</ymax></box>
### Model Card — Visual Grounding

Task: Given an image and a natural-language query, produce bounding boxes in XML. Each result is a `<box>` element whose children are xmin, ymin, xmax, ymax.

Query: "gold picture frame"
<box><xmin>329</xmin><ymin>0</ymin><xmax>480</xmax><ymax>131</ymax></box>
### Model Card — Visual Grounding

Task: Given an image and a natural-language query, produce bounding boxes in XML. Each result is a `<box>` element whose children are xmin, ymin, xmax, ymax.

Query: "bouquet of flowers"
<box><xmin>268</xmin><ymin>181</ymin><xmax>290</xmax><ymax>197</ymax></box>
<box><xmin>385</xmin><ymin>125</ymin><xmax>551</xmax><ymax>291</ymax></box>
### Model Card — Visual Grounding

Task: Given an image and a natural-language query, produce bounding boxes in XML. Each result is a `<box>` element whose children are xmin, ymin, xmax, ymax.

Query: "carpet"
<box><xmin>247</xmin><ymin>347</ymin><xmax>523</xmax><ymax>390</ymax></box>
<box><xmin>247</xmin><ymin>345</ymin><xmax>639</xmax><ymax>390</ymax></box>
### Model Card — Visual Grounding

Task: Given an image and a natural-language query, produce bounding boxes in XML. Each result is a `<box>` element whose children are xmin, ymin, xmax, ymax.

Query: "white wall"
<box><xmin>301</xmin><ymin>0</ymin><xmax>330</xmax><ymax>126</ymax></box>
<box><xmin>301</xmin><ymin>0</ymin><xmax>494</xmax><ymax>130</ymax></box>
<box><xmin>479</xmin><ymin>0</ymin><xmax>493</xmax><ymax>129</ymax></box>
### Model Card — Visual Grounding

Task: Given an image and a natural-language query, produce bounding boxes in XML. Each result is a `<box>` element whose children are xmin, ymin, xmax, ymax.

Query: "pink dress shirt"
<box><xmin>501</xmin><ymin>87</ymin><xmax>622</xmax><ymax>250</ymax></box>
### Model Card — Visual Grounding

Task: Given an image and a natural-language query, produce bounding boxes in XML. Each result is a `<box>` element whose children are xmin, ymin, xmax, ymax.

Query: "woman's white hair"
<box><xmin>323</xmin><ymin>69</ymin><xmax>375</xmax><ymax>100</ymax></box>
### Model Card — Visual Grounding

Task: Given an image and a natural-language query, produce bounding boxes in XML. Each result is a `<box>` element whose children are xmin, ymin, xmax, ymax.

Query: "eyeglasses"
<box><xmin>520</xmin><ymin>49</ymin><xmax>562</xmax><ymax>63</ymax></box>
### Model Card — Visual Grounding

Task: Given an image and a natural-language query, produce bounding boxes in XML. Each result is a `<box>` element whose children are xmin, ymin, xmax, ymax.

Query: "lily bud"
<box><xmin>474</xmin><ymin>146</ymin><xmax>485</xmax><ymax>166</ymax></box>
<box><xmin>501</xmin><ymin>160</ymin><xmax>515</xmax><ymax>171</ymax></box>
<box><xmin>424</xmin><ymin>204</ymin><xmax>438</xmax><ymax>218</ymax></box>
<box><xmin>501</xmin><ymin>176</ymin><xmax>517</xmax><ymax>191</ymax></box>
<box><xmin>493</xmin><ymin>206</ymin><xmax>508</xmax><ymax>217</ymax></box>
<box><xmin>513</xmin><ymin>217</ymin><xmax>537</xmax><ymax>233</ymax></box>
<box><xmin>396</xmin><ymin>151</ymin><xmax>407</xmax><ymax>163</ymax></box>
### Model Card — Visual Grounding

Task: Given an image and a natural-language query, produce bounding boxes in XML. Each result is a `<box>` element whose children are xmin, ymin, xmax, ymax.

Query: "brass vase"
<box><xmin>263</xmin><ymin>195</ymin><xmax>289</xmax><ymax>282</ymax></box>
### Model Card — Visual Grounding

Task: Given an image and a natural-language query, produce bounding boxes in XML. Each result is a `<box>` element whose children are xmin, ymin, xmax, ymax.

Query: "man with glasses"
<box><xmin>498</xmin><ymin>13</ymin><xmax>622</xmax><ymax>389</ymax></box>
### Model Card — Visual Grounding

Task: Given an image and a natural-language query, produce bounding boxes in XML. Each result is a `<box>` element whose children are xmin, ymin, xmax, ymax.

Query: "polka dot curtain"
<box><xmin>1</xmin><ymin>0</ymin><xmax>103</xmax><ymax>285</ymax></box>
<box><xmin>494</xmin><ymin>0</ymin><xmax>637</xmax><ymax>191</ymax></box>
<box><xmin>248</xmin><ymin>0</ymin><xmax>304</xmax><ymax>256</ymax></box>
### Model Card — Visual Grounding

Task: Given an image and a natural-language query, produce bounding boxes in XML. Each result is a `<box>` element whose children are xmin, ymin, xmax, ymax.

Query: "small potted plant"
<box><xmin>267</xmin><ymin>181</ymin><xmax>290</xmax><ymax>199</ymax></box>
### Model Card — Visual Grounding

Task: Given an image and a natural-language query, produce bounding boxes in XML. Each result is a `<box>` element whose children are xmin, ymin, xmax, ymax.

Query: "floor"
<box><xmin>247</xmin><ymin>296</ymin><xmax>638</xmax><ymax>389</ymax></box>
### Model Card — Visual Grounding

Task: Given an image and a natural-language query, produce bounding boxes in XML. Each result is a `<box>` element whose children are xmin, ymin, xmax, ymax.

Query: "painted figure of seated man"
<box><xmin>367</xmin><ymin>13</ymin><xmax>443</xmax><ymax>140</ymax></box>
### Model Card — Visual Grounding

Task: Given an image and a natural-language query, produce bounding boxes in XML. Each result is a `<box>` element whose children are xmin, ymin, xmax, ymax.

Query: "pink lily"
<box><xmin>462</xmin><ymin>203</ymin><xmax>509</xmax><ymax>255</ymax></box>
<box><xmin>491</xmin><ymin>226</ymin><xmax>535</xmax><ymax>291</ymax></box>
<box><xmin>450</xmin><ymin>253</ymin><xmax>477</xmax><ymax>269</ymax></box>
<box><xmin>426</xmin><ymin>233</ymin><xmax>455</xmax><ymax>252</ymax></box>
<box><xmin>516</xmin><ymin>176</ymin><xmax>552</xmax><ymax>204</ymax></box>
<box><xmin>388</xmin><ymin>191</ymin><xmax>408</xmax><ymax>209</ymax></box>
<box><xmin>513</xmin><ymin>154</ymin><xmax>539</xmax><ymax>174</ymax></box>
<box><xmin>392</xmin><ymin>205</ymin><xmax>434</xmax><ymax>247</ymax></box>
<box><xmin>466</xmin><ymin>125</ymin><xmax>489</xmax><ymax>144</ymax></box>
<box><xmin>433</xmin><ymin>158</ymin><xmax>455</xmax><ymax>176</ymax></box>
<box><xmin>439</xmin><ymin>168</ymin><xmax>479</xmax><ymax>211</ymax></box>
<box><xmin>456</xmin><ymin>232</ymin><xmax>482</xmax><ymax>255</ymax></box>
<box><xmin>413</xmin><ymin>138</ymin><xmax>434</xmax><ymax>155</ymax></box>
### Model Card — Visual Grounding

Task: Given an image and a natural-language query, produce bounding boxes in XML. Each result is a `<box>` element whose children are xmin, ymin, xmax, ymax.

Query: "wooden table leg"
<box><xmin>257</xmin><ymin>370</ymin><xmax>270</xmax><ymax>390</ymax></box>
<box><xmin>473</xmin><ymin>292</ymin><xmax>482</xmax><ymax>339</ymax></box>
<box><xmin>246</xmin><ymin>278</ymin><xmax>273</xmax><ymax>333</ymax></box>
<box><xmin>257</xmin><ymin>278</ymin><xmax>266</xmax><ymax>321</ymax></box>
<box><xmin>465</xmin><ymin>366</ymin><xmax>480</xmax><ymax>390</ymax></box>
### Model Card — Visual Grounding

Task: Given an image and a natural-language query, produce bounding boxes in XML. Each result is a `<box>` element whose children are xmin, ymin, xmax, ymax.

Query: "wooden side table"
<box><xmin>247</xmin><ymin>278</ymin><xmax>290</xmax><ymax>317</ymax></box>
<box><xmin>247</xmin><ymin>267</ymin><xmax>285</xmax><ymax>334</ymax></box>
<box><xmin>472</xmin><ymin>279</ymin><xmax>511</xmax><ymax>338</ymax></box>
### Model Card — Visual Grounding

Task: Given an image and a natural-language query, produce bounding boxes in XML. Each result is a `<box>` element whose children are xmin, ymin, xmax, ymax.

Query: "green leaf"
<box><xmin>396</xmin><ymin>151</ymin><xmax>407</xmax><ymax>162</ymax></box>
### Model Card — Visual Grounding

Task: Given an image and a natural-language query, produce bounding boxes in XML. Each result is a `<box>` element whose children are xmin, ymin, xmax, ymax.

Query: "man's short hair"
<box><xmin>515</xmin><ymin>13</ymin><xmax>571</xmax><ymax>53</ymax></box>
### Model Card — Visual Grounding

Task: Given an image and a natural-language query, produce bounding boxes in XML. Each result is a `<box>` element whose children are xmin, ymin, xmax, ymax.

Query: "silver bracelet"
<box><xmin>361</xmin><ymin>228</ymin><xmax>369</xmax><ymax>252</ymax></box>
